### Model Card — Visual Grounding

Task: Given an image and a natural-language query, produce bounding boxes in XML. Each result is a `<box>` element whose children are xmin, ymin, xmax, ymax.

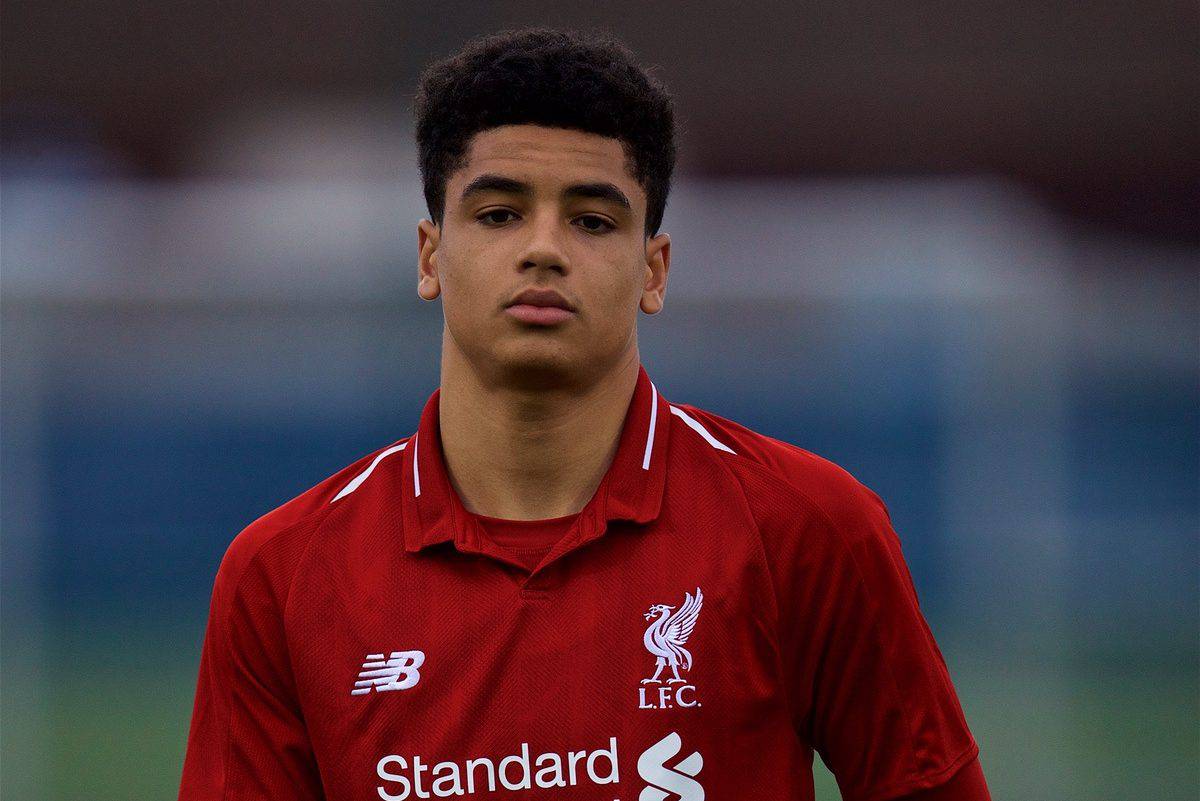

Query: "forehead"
<box><xmin>452</xmin><ymin>124</ymin><xmax>639</xmax><ymax>197</ymax></box>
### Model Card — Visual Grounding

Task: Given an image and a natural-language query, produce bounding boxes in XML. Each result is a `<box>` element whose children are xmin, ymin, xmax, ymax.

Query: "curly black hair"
<box><xmin>413</xmin><ymin>26</ymin><xmax>678</xmax><ymax>238</ymax></box>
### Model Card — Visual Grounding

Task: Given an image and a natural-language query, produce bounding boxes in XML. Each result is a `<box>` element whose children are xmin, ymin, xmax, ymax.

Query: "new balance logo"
<box><xmin>638</xmin><ymin>731</ymin><xmax>704</xmax><ymax>800</ymax></box>
<box><xmin>351</xmin><ymin>650</ymin><xmax>425</xmax><ymax>695</ymax></box>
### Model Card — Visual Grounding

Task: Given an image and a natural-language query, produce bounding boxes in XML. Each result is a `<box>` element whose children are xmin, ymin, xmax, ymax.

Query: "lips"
<box><xmin>505</xmin><ymin>287</ymin><xmax>576</xmax><ymax>312</ymax></box>
<box><xmin>504</xmin><ymin>287</ymin><xmax>577</xmax><ymax>326</ymax></box>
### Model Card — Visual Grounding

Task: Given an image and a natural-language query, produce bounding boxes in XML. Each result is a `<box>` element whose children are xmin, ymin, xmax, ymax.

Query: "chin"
<box><xmin>490</xmin><ymin>345</ymin><xmax>585</xmax><ymax>390</ymax></box>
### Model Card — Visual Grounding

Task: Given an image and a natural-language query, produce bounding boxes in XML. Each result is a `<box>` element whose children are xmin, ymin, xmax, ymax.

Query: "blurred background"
<box><xmin>2</xmin><ymin>3</ymin><xmax>1197</xmax><ymax>799</ymax></box>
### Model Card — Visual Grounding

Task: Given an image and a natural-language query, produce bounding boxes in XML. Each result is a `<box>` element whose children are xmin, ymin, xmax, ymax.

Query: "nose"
<box><xmin>518</xmin><ymin>211</ymin><xmax>570</xmax><ymax>276</ymax></box>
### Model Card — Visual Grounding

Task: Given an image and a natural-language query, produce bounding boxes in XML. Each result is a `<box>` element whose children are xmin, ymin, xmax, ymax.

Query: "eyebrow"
<box><xmin>459</xmin><ymin>173</ymin><xmax>632</xmax><ymax>211</ymax></box>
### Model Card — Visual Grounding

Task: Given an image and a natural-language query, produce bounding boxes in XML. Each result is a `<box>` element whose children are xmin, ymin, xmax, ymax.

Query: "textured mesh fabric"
<box><xmin>897</xmin><ymin>756</ymin><xmax>990</xmax><ymax>801</ymax></box>
<box><xmin>470</xmin><ymin>510</ymin><xmax>582</xmax><ymax>572</ymax></box>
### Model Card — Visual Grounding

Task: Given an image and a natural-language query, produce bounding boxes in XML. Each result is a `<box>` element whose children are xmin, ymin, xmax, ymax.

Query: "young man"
<box><xmin>179</xmin><ymin>27</ymin><xmax>990</xmax><ymax>801</ymax></box>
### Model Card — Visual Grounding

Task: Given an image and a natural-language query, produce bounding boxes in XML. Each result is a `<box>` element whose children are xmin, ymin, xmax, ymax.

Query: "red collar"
<box><xmin>401</xmin><ymin>363</ymin><xmax>671</xmax><ymax>555</ymax></box>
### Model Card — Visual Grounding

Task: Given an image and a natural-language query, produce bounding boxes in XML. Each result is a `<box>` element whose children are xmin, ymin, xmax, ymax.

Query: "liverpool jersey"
<box><xmin>178</xmin><ymin>363</ymin><xmax>980</xmax><ymax>800</ymax></box>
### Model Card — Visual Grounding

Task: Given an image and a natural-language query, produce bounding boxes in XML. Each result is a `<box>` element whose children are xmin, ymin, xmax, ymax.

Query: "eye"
<box><xmin>477</xmin><ymin>209</ymin><xmax>518</xmax><ymax>226</ymax></box>
<box><xmin>575</xmin><ymin>214</ymin><xmax>615</xmax><ymax>233</ymax></box>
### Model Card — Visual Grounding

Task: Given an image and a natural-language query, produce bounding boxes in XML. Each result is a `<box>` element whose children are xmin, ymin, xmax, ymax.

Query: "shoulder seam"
<box><xmin>728</xmin><ymin>455</ymin><xmax>923</xmax><ymax>785</ymax></box>
<box><xmin>213</xmin><ymin>508</ymin><xmax>329</xmax><ymax>801</ymax></box>
<box><xmin>719</xmin><ymin>452</ymin><xmax>794</xmax><ymax>710</ymax></box>
<box><xmin>728</xmin><ymin>452</ymin><xmax>881</xmax><ymax>542</ymax></box>
<box><xmin>226</xmin><ymin>505</ymin><xmax>334</xmax><ymax>641</ymax></box>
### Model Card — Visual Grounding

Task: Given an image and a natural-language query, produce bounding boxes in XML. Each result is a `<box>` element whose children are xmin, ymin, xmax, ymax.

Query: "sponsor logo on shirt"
<box><xmin>637</xmin><ymin>731</ymin><xmax>705</xmax><ymax>801</ymax></box>
<box><xmin>352</xmin><ymin>650</ymin><xmax>426</xmax><ymax>695</ymax></box>
<box><xmin>374</xmin><ymin>731</ymin><xmax>703</xmax><ymax>800</ymax></box>
<box><xmin>639</xmin><ymin>587</ymin><xmax>703</xmax><ymax>710</ymax></box>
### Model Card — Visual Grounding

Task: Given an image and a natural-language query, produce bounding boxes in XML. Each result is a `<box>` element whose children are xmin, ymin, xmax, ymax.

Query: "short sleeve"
<box><xmin>177</xmin><ymin>531</ymin><xmax>325</xmax><ymax>800</ymax></box>
<box><xmin>794</xmin><ymin>490</ymin><xmax>979</xmax><ymax>801</ymax></box>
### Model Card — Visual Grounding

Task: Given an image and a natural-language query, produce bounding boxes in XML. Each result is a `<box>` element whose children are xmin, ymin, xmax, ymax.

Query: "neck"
<box><xmin>436</xmin><ymin>339</ymin><xmax>640</xmax><ymax>520</ymax></box>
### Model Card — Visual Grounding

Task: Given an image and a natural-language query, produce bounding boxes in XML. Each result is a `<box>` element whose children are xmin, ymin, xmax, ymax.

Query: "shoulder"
<box><xmin>666</xmin><ymin>401</ymin><xmax>891</xmax><ymax>543</ymax></box>
<box><xmin>213</xmin><ymin>436</ymin><xmax>413</xmax><ymax>600</ymax></box>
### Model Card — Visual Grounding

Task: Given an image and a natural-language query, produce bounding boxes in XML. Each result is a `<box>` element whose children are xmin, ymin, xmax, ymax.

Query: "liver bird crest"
<box><xmin>641</xmin><ymin>586</ymin><xmax>704</xmax><ymax>684</ymax></box>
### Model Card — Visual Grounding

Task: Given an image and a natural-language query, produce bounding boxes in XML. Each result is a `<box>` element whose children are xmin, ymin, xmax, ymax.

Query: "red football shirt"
<box><xmin>178</xmin><ymin>363</ymin><xmax>985</xmax><ymax>800</ymax></box>
<box><xmin>471</xmin><ymin>511</ymin><xmax>581</xmax><ymax>573</ymax></box>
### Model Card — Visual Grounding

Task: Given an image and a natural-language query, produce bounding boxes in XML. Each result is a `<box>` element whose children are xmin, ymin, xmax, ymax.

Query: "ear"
<box><xmin>416</xmin><ymin>218</ymin><xmax>442</xmax><ymax>301</ymax></box>
<box><xmin>639</xmin><ymin>232</ymin><xmax>671</xmax><ymax>314</ymax></box>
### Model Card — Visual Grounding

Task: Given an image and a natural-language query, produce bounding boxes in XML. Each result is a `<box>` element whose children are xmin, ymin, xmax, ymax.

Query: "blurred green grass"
<box><xmin>3</xmin><ymin>628</ymin><xmax>1196</xmax><ymax>800</ymax></box>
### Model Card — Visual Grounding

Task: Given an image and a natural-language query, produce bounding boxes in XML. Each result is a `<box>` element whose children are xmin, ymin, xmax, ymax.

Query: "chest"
<box><xmin>285</xmin><ymin>520</ymin><xmax>811</xmax><ymax>800</ymax></box>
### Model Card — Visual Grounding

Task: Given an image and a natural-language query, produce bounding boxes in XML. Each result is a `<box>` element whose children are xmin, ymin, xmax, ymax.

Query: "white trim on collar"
<box><xmin>412</xmin><ymin>432</ymin><xmax>421</xmax><ymax>497</ymax></box>
<box><xmin>670</xmin><ymin>405</ymin><xmax>736</xmax><ymax>454</ymax></box>
<box><xmin>642</xmin><ymin>381</ymin><xmax>659</xmax><ymax>470</ymax></box>
<box><xmin>331</xmin><ymin>441</ymin><xmax>409</xmax><ymax>503</ymax></box>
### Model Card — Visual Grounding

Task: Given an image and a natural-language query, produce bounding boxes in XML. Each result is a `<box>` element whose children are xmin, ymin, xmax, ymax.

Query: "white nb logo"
<box><xmin>351</xmin><ymin>650</ymin><xmax>425</xmax><ymax>696</ymax></box>
<box><xmin>638</xmin><ymin>731</ymin><xmax>704</xmax><ymax>800</ymax></box>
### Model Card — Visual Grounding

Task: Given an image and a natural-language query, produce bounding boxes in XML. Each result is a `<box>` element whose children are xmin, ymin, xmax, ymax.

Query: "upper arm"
<box><xmin>789</xmin><ymin>486</ymin><xmax>979</xmax><ymax>800</ymax></box>
<box><xmin>177</xmin><ymin>528</ymin><xmax>325</xmax><ymax>801</ymax></box>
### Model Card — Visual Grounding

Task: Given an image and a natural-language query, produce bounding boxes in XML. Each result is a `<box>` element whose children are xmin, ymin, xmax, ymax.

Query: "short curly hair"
<box><xmin>413</xmin><ymin>26</ymin><xmax>678</xmax><ymax>238</ymax></box>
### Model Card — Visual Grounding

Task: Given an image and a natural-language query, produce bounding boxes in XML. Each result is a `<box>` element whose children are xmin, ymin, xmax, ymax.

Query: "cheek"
<box><xmin>440</xmin><ymin>248</ymin><xmax>490</xmax><ymax>306</ymax></box>
<box><xmin>583</xmin><ymin>265</ymin><xmax>642</xmax><ymax>333</ymax></box>
<box><xmin>597</xmin><ymin>260</ymin><xmax>644</xmax><ymax>308</ymax></box>
<box><xmin>436</xmin><ymin>254</ymin><xmax>483</xmax><ymax>330</ymax></box>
